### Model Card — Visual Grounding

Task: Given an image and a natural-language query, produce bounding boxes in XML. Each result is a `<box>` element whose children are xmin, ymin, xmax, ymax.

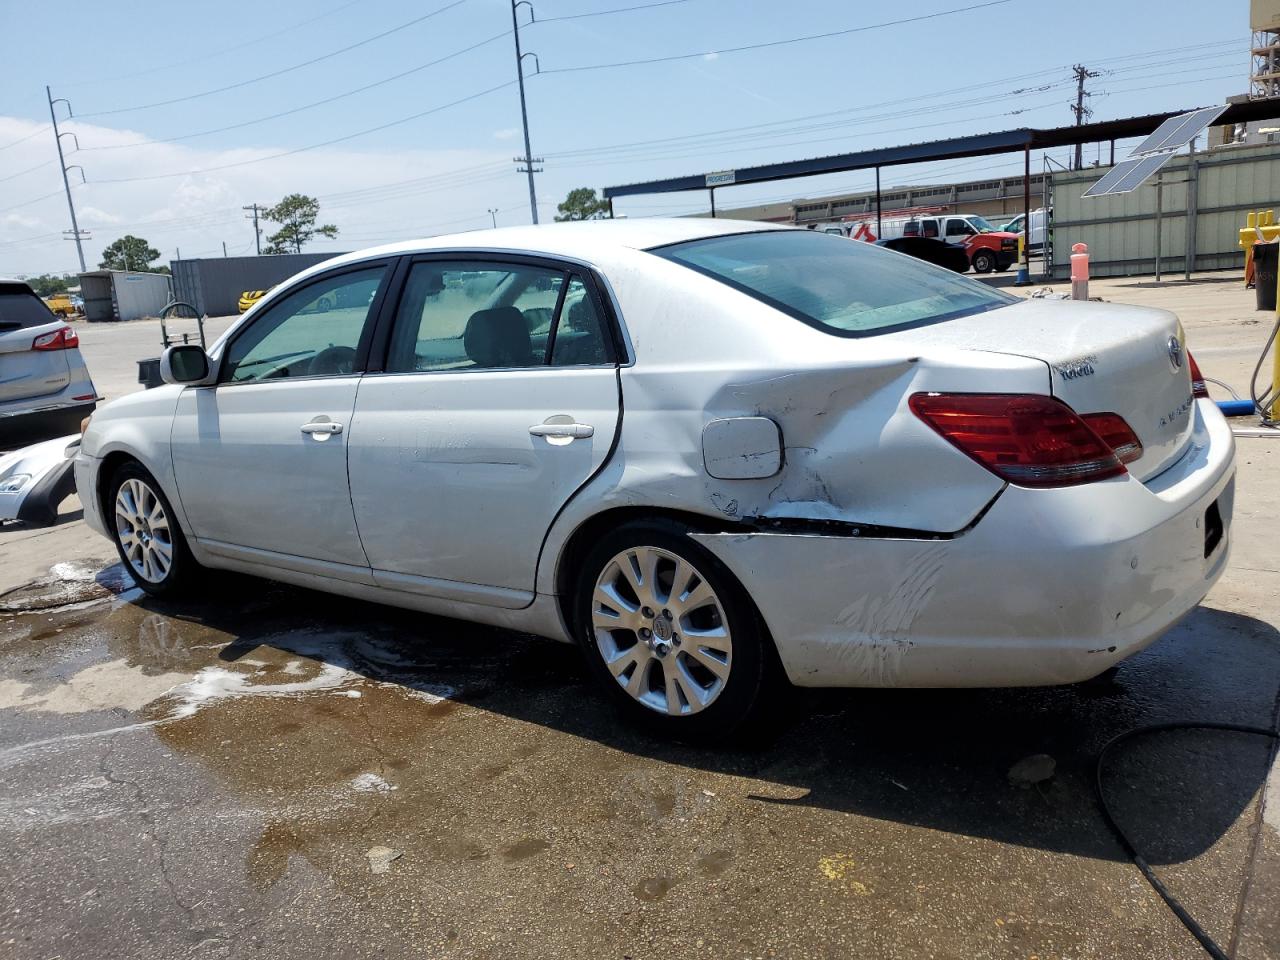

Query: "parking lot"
<box><xmin>2</xmin><ymin>276</ymin><xmax>1279</xmax><ymax>959</ymax></box>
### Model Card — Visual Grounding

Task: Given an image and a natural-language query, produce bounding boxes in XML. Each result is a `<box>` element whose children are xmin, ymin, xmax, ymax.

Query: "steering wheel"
<box><xmin>309</xmin><ymin>345</ymin><xmax>357</xmax><ymax>376</ymax></box>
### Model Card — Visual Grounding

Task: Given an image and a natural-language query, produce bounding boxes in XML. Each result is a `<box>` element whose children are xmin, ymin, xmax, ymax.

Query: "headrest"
<box><xmin>463</xmin><ymin>307</ymin><xmax>531</xmax><ymax>368</ymax></box>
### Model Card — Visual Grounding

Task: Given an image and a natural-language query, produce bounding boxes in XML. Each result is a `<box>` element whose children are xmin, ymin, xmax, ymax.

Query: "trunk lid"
<box><xmin>0</xmin><ymin>321</ymin><xmax>73</xmax><ymax>404</ymax></box>
<box><xmin>882</xmin><ymin>298</ymin><xmax>1195</xmax><ymax>481</ymax></box>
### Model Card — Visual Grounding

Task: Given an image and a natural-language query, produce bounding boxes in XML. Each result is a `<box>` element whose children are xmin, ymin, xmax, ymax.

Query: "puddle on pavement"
<box><xmin>4</xmin><ymin>558</ymin><xmax>1279</xmax><ymax>932</ymax></box>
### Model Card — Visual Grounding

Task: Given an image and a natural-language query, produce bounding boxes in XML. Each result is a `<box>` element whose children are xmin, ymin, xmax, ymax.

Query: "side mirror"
<box><xmin>160</xmin><ymin>344</ymin><xmax>213</xmax><ymax>385</ymax></box>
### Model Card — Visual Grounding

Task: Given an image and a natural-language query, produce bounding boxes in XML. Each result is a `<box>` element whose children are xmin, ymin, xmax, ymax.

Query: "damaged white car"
<box><xmin>74</xmin><ymin>220</ymin><xmax>1235</xmax><ymax>737</ymax></box>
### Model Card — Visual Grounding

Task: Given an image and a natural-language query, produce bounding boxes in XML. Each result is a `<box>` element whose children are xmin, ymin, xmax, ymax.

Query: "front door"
<box><xmin>171</xmin><ymin>263</ymin><xmax>391</xmax><ymax>572</ymax></box>
<box><xmin>347</xmin><ymin>257</ymin><xmax>621</xmax><ymax>606</ymax></box>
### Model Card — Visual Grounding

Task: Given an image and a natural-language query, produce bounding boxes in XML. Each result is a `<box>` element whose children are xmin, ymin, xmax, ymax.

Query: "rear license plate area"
<box><xmin>1203</xmin><ymin>498</ymin><xmax>1223</xmax><ymax>558</ymax></box>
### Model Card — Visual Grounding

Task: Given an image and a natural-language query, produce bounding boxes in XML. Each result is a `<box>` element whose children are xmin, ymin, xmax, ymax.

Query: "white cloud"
<box><xmin>703</xmin><ymin>52</ymin><xmax>720</xmax><ymax>61</ymax></box>
<box><xmin>492</xmin><ymin>127</ymin><xmax>519</xmax><ymax>140</ymax></box>
<box><xmin>0</xmin><ymin>115</ymin><xmax>532</xmax><ymax>275</ymax></box>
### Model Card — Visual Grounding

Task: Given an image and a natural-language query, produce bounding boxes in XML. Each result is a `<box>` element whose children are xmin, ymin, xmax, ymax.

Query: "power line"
<box><xmin>0</xmin><ymin>188</ymin><xmax>68</xmax><ymax>216</ymax></box>
<box><xmin>78</xmin><ymin>28</ymin><xmax>512</xmax><ymax>151</ymax></box>
<box><xmin>0</xmin><ymin>159</ymin><xmax>56</xmax><ymax>184</ymax></box>
<box><xmin>77</xmin><ymin>0</ymin><xmax>469</xmax><ymax>118</ymax></box>
<box><xmin>0</xmin><ymin>126</ymin><xmax>52</xmax><ymax>152</ymax></box>
<box><xmin>89</xmin><ymin>81</ymin><xmax>515</xmax><ymax>184</ymax></box>
<box><xmin>68</xmin><ymin>0</ymin><xmax>369</xmax><ymax>86</ymax></box>
<box><xmin>540</xmin><ymin>0</ymin><xmax>1014</xmax><ymax>74</ymax></box>
<box><xmin>535</xmin><ymin>0</ymin><xmax>693</xmax><ymax>22</ymax></box>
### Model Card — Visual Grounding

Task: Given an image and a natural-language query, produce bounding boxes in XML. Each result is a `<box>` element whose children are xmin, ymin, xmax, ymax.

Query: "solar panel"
<box><xmin>1128</xmin><ymin>105</ymin><xmax>1228</xmax><ymax>157</ymax></box>
<box><xmin>1082</xmin><ymin>152</ymin><xmax>1175</xmax><ymax>197</ymax></box>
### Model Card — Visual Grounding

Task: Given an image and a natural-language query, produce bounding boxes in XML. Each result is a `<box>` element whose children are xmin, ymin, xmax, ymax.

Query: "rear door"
<box><xmin>0</xmin><ymin>284</ymin><xmax>71</xmax><ymax>404</ymax></box>
<box><xmin>347</xmin><ymin>255</ymin><xmax>621</xmax><ymax>606</ymax></box>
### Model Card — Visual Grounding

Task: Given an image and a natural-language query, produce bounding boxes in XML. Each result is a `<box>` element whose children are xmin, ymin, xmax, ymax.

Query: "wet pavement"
<box><xmin>1</xmin><ymin>528</ymin><xmax>1278</xmax><ymax>959</ymax></box>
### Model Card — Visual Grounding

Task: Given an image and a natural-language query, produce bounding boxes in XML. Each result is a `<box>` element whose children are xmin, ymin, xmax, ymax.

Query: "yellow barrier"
<box><xmin>1240</xmin><ymin>209</ymin><xmax>1279</xmax><ymax>285</ymax></box>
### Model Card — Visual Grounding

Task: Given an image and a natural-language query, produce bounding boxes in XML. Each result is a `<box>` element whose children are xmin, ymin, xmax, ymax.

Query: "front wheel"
<box><xmin>972</xmin><ymin>250</ymin><xmax>996</xmax><ymax>273</ymax></box>
<box><xmin>108</xmin><ymin>462</ymin><xmax>199</xmax><ymax>597</ymax></box>
<box><xmin>575</xmin><ymin>520</ymin><xmax>777</xmax><ymax>740</ymax></box>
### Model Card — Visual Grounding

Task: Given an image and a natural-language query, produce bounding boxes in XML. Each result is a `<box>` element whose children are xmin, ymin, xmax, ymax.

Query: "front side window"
<box><xmin>222</xmin><ymin>266</ymin><xmax>387</xmax><ymax>382</ymax></box>
<box><xmin>655</xmin><ymin>229</ymin><xmax>1015</xmax><ymax>337</ymax></box>
<box><xmin>386</xmin><ymin>261</ymin><xmax>614</xmax><ymax>372</ymax></box>
<box><xmin>946</xmin><ymin>219</ymin><xmax>973</xmax><ymax>237</ymax></box>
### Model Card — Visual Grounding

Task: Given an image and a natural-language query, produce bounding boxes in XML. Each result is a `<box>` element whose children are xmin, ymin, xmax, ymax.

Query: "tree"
<box><xmin>99</xmin><ymin>235</ymin><xmax>162</xmax><ymax>272</ymax></box>
<box><xmin>262</xmin><ymin>194</ymin><xmax>338</xmax><ymax>254</ymax></box>
<box><xmin>25</xmin><ymin>273</ymin><xmax>76</xmax><ymax>297</ymax></box>
<box><xmin>554</xmin><ymin>187</ymin><xmax>610</xmax><ymax>222</ymax></box>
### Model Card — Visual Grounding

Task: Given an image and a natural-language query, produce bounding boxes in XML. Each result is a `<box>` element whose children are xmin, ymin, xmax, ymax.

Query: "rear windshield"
<box><xmin>654</xmin><ymin>230</ymin><xmax>1015</xmax><ymax>337</ymax></box>
<box><xmin>0</xmin><ymin>283</ymin><xmax>56</xmax><ymax>332</ymax></box>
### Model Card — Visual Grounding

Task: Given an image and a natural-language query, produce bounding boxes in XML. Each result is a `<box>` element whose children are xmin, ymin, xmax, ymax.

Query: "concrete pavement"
<box><xmin>0</xmin><ymin>279</ymin><xmax>1277</xmax><ymax>959</ymax></box>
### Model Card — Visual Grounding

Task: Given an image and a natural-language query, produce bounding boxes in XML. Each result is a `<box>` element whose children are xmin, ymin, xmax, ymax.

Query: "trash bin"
<box><xmin>137</xmin><ymin>357</ymin><xmax>163</xmax><ymax>389</ymax></box>
<box><xmin>1254</xmin><ymin>241</ymin><xmax>1278</xmax><ymax>311</ymax></box>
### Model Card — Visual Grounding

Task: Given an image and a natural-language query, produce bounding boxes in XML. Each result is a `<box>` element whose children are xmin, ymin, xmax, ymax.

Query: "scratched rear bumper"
<box><xmin>691</xmin><ymin>400</ymin><xmax>1235</xmax><ymax>689</ymax></box>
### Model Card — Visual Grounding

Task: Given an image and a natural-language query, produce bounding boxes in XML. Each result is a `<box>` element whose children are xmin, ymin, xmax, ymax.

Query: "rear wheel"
<box><xmin>575</xmin><ymin>520</ymin><xmax>775</xmax><ymax>740</ymax></box>
<box><xmin>108</xmin><ymin>462</ymin><xmax>199</xmax><ymax>597</ymax></box>
<box><xmin>972</xmin><ymin>250</ymin><xmax>996</xmax><ymax>273</ymax></box>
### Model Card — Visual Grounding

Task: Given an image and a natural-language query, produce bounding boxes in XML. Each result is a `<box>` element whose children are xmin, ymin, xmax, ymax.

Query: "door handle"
<box><xmin>529</xmin><ymin>422</ymin><xmax>594</xmax><ymax>439</ymax></box>
<box><xmin>300</xmin><ymin>420</ymin><xmax>343</xmax><ymax>436</ymax></box>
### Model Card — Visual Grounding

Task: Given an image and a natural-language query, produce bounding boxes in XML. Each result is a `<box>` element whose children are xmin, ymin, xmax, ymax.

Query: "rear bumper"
<box><xmin>692</xmin><ymin>400</ymin><xmax>1235</xmax><ymax>688</ymax></box>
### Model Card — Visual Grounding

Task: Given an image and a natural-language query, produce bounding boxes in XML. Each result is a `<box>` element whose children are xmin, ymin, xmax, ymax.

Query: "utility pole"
<box><xmin>47</xmin><ymin>86</ymin><xmax>89</xmax><ymax>273</ymax></box>
<box><xmin>1070</xmin><ymin>65</ymin><xmax>1100</xmax><ymax>170</ymax></box>
<box><xmin>243</xmin><ymin>203</ymin><xmax>263</xmax><ymax>255</ymax></box>
<box><xmin>488</xmin><ymin>208</ymin><xmax>499</xmax><ymax>228</ymax></box>
<box><xmin>511</xmin><ymin>1</ymin><xmax>543</xmax><ymax>224</ymax></box>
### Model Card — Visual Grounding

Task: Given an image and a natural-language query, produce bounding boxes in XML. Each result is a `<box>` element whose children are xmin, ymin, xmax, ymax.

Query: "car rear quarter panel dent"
<box><xmin>536</xmin><ymin>258</ymin><xmax>1044</xmax><ymax>598</ymax></box>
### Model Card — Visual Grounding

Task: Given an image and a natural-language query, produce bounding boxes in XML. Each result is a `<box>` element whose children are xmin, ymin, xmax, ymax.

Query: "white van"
<box><xmin>1000</xmin><ymin>208</ymin><xmax>1050</xmax><ymax>253</ymax></box>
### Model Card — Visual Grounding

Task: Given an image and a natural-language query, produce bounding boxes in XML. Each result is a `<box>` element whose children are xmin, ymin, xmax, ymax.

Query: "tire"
<box><xmin>972</xmin><ymin>251</ymin><xmax>996</xmax><ymax>273</ymax></box>
<box><xmin>107</xmin><ymin>461</ymin><xmax>199</xmax><ymax>597</ymax></box>
<box><xmin>573</xmin><ymin>519</ymin><xmax>777</xmax><ymax>741</ymax></box>
<box><xmin>316</xmin><ymin>296</ymin><xmax>333</xmax><ymax>313</ymax></box>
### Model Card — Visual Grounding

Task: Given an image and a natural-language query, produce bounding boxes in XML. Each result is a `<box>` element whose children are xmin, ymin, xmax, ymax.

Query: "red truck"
<box><xmin>896</xmin><ymin>214</ymin><xmax>1020</xmax><ymax>273</ymax></box>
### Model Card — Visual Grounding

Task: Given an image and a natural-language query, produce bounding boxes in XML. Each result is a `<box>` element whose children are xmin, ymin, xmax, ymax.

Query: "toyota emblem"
<box><xmin>1167</xmin><ymin>335</ymin><xmax>1184</xmax><ymax>371</ymax></box>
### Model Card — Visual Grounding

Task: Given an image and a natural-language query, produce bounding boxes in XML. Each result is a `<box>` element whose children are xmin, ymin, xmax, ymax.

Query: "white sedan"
<box><xmin>75</xmin><ymin>219</ymin><xmax>1235</xmax><ymax>737</ymax></box>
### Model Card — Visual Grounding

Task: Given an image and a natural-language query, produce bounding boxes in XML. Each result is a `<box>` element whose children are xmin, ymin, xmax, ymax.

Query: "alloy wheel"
<box><xmin>114</xmin><ymin>478</ymin><xmax>174</xmax><ymax>584</ymax></box>
<box><xmin>590</xmin><ymin>546</ymin><xmax>733</xmax><ymax>716</ymax></box>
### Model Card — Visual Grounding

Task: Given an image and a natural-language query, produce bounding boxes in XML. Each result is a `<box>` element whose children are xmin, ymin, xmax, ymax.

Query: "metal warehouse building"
<box><xmin>77</xmin><ymin>270</ymin><xmax>172</xmax><ymax>322</ymax></box>
<box><xmin>170</xmin><ymin>252</ymin><xmax>344</xmax><ymax>317</ymax></box>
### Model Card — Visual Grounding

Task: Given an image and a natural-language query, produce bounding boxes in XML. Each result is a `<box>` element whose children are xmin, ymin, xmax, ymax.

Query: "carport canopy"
<box><xmin>602</xmin><ymin>98</ymin><xmax>1280</xmax><ymax>202</ymax></box>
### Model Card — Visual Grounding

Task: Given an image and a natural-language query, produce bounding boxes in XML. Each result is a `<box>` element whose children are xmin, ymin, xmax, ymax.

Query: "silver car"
<box><xmin>0</xmin><ymin>280</ymin><xmax>98</xmax><ymax>447</ymax></box>
<box><xmin>74</xmin><ymin>220</ymin><xmax>1232</xmax><ymax>739</ymax></box>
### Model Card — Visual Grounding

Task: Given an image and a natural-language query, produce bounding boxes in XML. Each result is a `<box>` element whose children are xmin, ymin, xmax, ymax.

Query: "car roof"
<box><xmin>317</xmin><ymin>217</ymin><xmax>789</xmax><ymax>270</ymax></box>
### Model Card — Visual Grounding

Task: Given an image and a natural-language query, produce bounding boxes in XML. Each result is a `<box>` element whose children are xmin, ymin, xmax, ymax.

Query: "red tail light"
<box><xmin>909</xmin><ymin>392</ymin><xmax>1128</xmax><ymax>487</ymax></box>
<box><xmin>1080</xmin><ymin>412</ymin><xmax>1143</xmax><ymax>464</ymax></box>
<box><xmin>1187</xmin><ymin>351</ymin><xmax>1208</xmax><ymax>399</ymax></box>
<box><xmin>32</xmin><ymin>326</ymin><xmax>79</xmax><ymax>351</ymax></box>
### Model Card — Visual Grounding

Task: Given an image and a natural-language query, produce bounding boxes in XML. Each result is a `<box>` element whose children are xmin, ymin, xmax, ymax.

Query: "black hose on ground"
<box><xmin>1095</xmin><ymin>721</ymin><xmax>1280</xmax><ymax>960</ymax></box>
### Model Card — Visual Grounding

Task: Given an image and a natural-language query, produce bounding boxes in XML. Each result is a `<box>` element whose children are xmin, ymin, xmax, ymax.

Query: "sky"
<box><xmin>0</xmin><ymin>0</ymin><xmax>1252</xmax><ymax>276</ymax></box>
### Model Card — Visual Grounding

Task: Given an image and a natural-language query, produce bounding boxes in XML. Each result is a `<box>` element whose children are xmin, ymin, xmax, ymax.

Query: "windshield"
<box><xmin>967</xmin><ymin>216</ymin><xmax>996</xmax><ymax>233</ymax></box>
<box><xmin>654</xmin><ymin>230</ymin><xmax>1015</xmax><ymax>337</ymax></box>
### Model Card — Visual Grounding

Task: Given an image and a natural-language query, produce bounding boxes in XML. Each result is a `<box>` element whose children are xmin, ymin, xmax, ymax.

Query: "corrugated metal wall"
<box><xmin>111</xmin><ymin>271</ymin><xmax>171</xmax><ymax>321</ymax></box>
<box><xmin>76</xmin><ymin>270</ymin><xmax>171</xmax><ymax>321</ymax></box>
<box><xmin>170</xmin><ymin>253</ymin><xmax>343</xmax><ymax>317</ymax></box>
<box><xmin>1050</xmin><ymin>143</ymin><xmax>1280</xmax><ymax>278</ymax></box>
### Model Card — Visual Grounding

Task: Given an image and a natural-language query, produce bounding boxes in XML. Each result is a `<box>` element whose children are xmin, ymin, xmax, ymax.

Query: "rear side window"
<box><xmin>0</xmin><ymin>283</ymin><xmax>56</xmax><ymax>332</ymax></box>
<box><xmin>654</xmin><ymin>230</ymin><xmax>1015</xmax><ymax>337</ymax></box>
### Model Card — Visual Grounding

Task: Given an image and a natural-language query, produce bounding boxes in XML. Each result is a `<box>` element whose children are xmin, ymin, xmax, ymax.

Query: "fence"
<box><xmin>1049</xmin><ymin>141</ymin><xmax>1280</xmax><ymax>279</ymax></box>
